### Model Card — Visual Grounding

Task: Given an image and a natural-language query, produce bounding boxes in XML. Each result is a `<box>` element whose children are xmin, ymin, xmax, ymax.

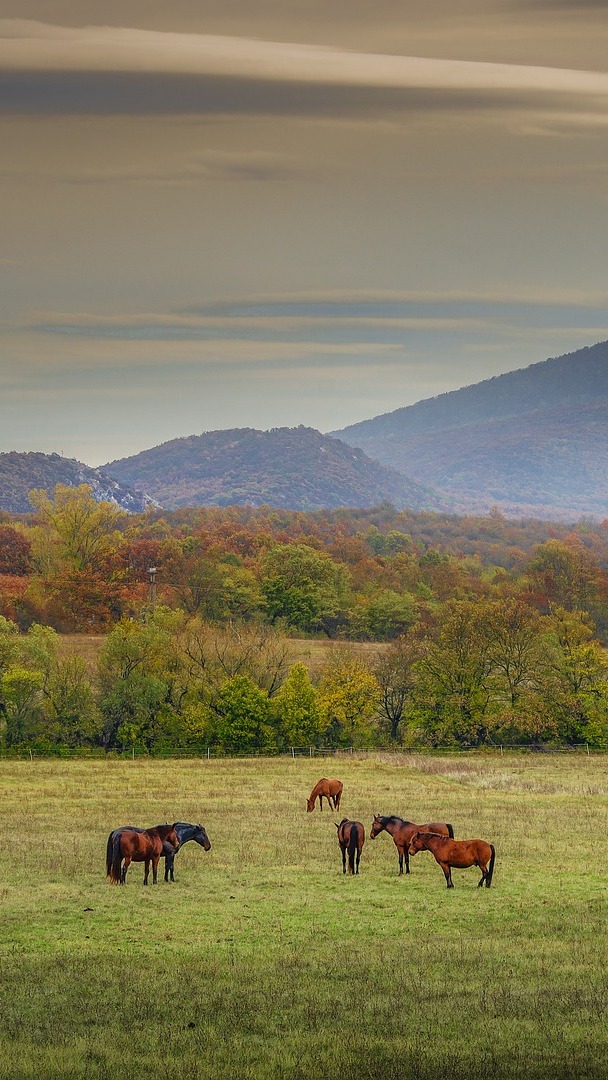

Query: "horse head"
<box><xmin>370</xmin><ymin>815</ymin><xmax>384</xmax><ymax>839</ymax></box>
<box><xmin>194</xmin><ymin>824</ymin><xmax>212</xmax><ymax>851</ymax></box>
<box><xmin>408</xmin><ymin>831</ymin><xmax>426</xmax><ymax>856</ymax></box>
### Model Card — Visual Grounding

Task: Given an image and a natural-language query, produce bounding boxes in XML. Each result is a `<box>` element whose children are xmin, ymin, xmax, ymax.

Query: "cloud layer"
<box><xmin>2</xmin><ymin>20</ymin><xmax>608</xmax><ymax>117</ymax></box>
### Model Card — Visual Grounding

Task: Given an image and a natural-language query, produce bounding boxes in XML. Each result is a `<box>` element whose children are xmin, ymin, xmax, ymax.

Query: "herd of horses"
<box><xmin>105</xmin><ymin>775</ymin><xmax>495</xmax><ymax>890</ymax></box>
<box><xmin>308</xmin><ymin>777</ymin><xmax>496</xmax><ymax>888</ymax></box>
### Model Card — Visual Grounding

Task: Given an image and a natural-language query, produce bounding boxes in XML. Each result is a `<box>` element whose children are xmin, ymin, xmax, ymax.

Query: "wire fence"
<box><xmin>0</xmin><ymin>742</ymin><xmax>600</xmax><ymax>760</ymax></box>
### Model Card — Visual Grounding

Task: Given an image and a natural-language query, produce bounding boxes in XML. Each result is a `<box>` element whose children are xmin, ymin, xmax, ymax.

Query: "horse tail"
<box><xmin>105</xmin><ymin>832</ymin><xmax>114</xmax><ymax>877</ymax></box>
<box><xmin>486</xmin><ymin>844</ymin><xmax>496</xmax><ymax>887</ymax></box>
<box><xmin>446</xmin><ymin>823</ymin><xmax>454</xmax><ymax>839</ymax></box>
<box><xmin>109</xmin><ymin>833</ymin><xmax>123</xmax><ymax>884</ymax></box>
<box><xmin>348</xmin><ymin>823</ymin><xmax>359</xmax><ymax>873</ymax></box>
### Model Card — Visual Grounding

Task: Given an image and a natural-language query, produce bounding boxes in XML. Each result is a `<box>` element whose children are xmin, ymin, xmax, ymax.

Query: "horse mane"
<box><xmin>385</xmin><ymin>816</ymin><xmax>413</xmax><ymax>826</ymax></box>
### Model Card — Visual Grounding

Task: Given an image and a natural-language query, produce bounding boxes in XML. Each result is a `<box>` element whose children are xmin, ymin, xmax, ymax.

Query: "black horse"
<box><xmin>163</xmin><ymin>822</ymin><xmax>211</xmax><ymax>881</ymax></box>
<box><xmin>106</xmin><ymin>821</ymin><xmax>211</xmax><ymax>883</ymax></box>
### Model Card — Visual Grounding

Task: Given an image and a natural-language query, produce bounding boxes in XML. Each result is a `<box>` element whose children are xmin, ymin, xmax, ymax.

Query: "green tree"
<box><xmin>212</xmin><ymin>675</ymin><xmax>276</xmax><ymax>755</ymax></box>
<box><xmin>273</xmin><ymin>662</ymin><xmax>321</xmax><ymax>747</ymax></box>
<box><xmin>260</xmin><ymin>544</ymin><xmax>351</xmax><ymax>635</ymax></box>
<box><xmin>0</xmin><ymin>666</ymin><xmax>44</xmax><ymax>747</ymax></box>
<box><xmin>418</xmin><ymin>600</ymin><xmax>493</xmax><ymax>746</ymax></box>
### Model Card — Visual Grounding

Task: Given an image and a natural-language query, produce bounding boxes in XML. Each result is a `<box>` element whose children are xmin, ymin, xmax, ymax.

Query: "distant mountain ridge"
<box><xmin>104</xmin><ymin>426</ymin><xmax>440</xmax><ymax>512</ymax></box>
<box><xmin>333</xmin><ymin>340</ymin><xmax>608</xmax><ymax>519</ymax></box>
<box><xmin>0</xmin><ymin>452</ymin><xmax>158</xmax><ymax>515</ymax></box>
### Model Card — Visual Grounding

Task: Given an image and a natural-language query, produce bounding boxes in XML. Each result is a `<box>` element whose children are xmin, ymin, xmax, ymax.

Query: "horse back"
<box><xmin>119</xmin><ymin>828</ymin><xmax>164</xmax><ymax>861</ymax></box>
<box><xmin>423</xmin><ymin>821</ymin><xmax>452</xmax><ymax>839</ymax></box>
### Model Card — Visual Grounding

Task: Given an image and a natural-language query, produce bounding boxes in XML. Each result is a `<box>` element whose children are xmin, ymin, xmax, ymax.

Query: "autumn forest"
<box><xmin>1</xmin><ymin>483</ymin><xmax>608</xmax><ymax>754</ymax></box>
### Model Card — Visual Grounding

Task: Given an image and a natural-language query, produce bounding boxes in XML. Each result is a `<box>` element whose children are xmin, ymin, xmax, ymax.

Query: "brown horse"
<box><xmin>306</xmin><ymin>778</ymin><xmax>343</xmax><ymax>813</ymax></box>
<box><xmin>335</xmin><ymin>818</ymin><xmax>365</xmax><ymax>874</ymax></box>
<box><xmin>408</xmin><ymin>831</ymin><xmax>495</xmax><ymax>889</ymax></box>
<box><xmin>370</xmin><ymin>815</ymin><xmax>454</xmax><ymax>875</ymax></box>
<box><xmin>107</xmin><ymin>823</ymin><xmax>179</xmax><ymax>885</ymax></box>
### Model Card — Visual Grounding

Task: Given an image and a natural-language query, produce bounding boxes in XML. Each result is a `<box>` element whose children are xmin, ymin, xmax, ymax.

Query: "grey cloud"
<box><xmin>0</xmin><ymin>71</ymin><xmax>586</xmax><ymax>119</ymax></box>
<box><xmin>2</xmin><ymin>22</ymin><xmax>608</xmax><ymax>117</ymax></box>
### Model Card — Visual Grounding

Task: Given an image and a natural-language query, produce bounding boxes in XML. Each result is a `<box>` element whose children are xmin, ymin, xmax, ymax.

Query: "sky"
<box><xmin>1</xmin><ymin>1</ymin><xmax>608</xmax><ymax>466</ymax></box>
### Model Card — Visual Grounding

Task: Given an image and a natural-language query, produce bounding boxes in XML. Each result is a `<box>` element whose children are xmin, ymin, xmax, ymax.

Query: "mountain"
<box><xmin>0</xmin><ymin>452</ymin><xmax>158</xmax><ymax>515</ymax></box>
<box><xmin>103</xmin><ymin>426</ymin><xmax>440</xmax><ymax>512</ymax></box>
<box><xmin>332</xmin><ymin>340</ymin><xmax>608</xmax><ymax>520</ymax></box>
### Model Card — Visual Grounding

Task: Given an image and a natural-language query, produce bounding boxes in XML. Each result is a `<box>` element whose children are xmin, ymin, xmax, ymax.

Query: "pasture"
<box><xmin>1</xmin><ymin>755</ymin><xmax>608</xmax><ymax>1079</ymax></box>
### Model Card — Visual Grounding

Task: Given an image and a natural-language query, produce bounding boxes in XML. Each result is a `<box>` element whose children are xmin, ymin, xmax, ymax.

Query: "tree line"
<box><xmin>0</xmin><ymin>483</ymin><xmax>607</xmax><ymax>752</ymax></box>
<box><xmin>1</xmin><ymin>598</ymin><xmax>607</xmax><ymax>753</ymax></box>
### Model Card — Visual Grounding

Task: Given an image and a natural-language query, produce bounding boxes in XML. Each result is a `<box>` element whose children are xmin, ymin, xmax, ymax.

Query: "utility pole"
<box><xmin>148</xmin><ymin>566</ymin><xmax>157</xmax><ymax>611</ymax></box>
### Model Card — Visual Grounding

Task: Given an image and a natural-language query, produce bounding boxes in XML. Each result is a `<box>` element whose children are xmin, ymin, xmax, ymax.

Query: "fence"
<box><xmin>0</xmin><ymin>742</ymin><xmax>599</xmax><ymax>760</ymax></box>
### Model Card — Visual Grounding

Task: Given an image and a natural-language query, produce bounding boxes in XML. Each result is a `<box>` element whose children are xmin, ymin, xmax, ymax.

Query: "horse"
<box><xmin>106</xmin><ymin>823</ymin><xmax>179</xmax><ymax>885</ymax></box>
<box><xmin>370</xmin><ymin>815</ymin><xmax>454</xmax><ymax>875</ymax></box>
<box><xmin>106</xmin><ymin>822</ymin><xmax>211</xmax><ymax>883</ymax></box>
<box><xmin>335</xmin><ymin>818</ymin><xmax>365</xmax><ymax>875</ymax></box>
<box><xmin>306</xmin><ymin>778</ymin><xmax>343</xmax><ymax>812</ymax></box>
<box><xmin>163</xmin><ymin>822</ymin><xmax>211</xmax><ymax>882</ymax></box>
<box><xmin>408</xmin><ymin>831</ymin><xmax>495</xmax><ymax>889</ymax></box>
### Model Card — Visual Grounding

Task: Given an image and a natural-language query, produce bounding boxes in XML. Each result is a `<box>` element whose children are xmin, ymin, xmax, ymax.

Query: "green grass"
<box><xmin>1</xmin><ymin>755</ymin><xmax>608</xmax><ymax>1078</ymax></box>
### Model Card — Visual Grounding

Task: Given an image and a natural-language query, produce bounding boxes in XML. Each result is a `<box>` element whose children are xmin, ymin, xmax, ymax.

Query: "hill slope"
<box><xmin>0</xmin><ymin>452</ymin><xmax>157</xmax><ymax>514</ymax></box>
<box><xmin>333</xmin><ymin>340</ymin><xmax>608</xmax><ymax>518</ymax></box>
<box><xmin>104</xmin><ymin>426</ymin><xmax>440</xmax><ymax>512</ymax></box>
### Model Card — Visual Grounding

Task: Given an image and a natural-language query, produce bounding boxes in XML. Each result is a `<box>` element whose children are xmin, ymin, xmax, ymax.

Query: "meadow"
<box><xmin>1</xmin><ymin>754</ymin><xmax>608</xmax><ymax>1079</ymax></box>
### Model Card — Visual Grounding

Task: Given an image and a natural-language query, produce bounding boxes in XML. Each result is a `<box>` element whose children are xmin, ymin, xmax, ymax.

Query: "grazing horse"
<box><xmin>408</xmin><ymin>831</ymin><xmax>495</xmax><ymax>889</ymax></box>
<box><xmin>335</xmin><ymin>818</ymin><xmax>365</xmax><ymax>875</ymax></box>
<box><xmin>370</xmin><ymin>815</ymin><xmax>454</xmax><ymax>875</ymax></box>
<box><xmin>306</xmin><ymin>778</ymin><xmax>343</xmax><ymax>813</ymax></box>
<box><xmin>106</xmin><ymin>823</ymin><xmax>179</xmax><ymax>885</ymax></box>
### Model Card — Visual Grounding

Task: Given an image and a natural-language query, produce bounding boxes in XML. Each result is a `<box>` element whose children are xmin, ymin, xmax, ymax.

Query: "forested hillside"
<box><xmin>104</xmin><ymin>426</ymin><xmax>438</xmax><ymax>511</ymax></box>
<box><xmin>334</xmin><ymin>340</ymin><xmax>608</xmax><ymax>519</ymax></box>
<box><xmin>0</xmin><ymin>452</ymin><xmax>155</xmax><ymax>514</ymax></box>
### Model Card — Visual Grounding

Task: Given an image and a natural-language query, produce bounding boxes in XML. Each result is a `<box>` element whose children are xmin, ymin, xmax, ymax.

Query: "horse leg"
<box><xmin>478</xmin><ymin>860</ymin><xmax>487</xmax><ymax>887</ymax></box>
<box><xmin>356</xmin><ymin>847</ymin><xmax>361</xmax><ymax>875</ymax></box>
<box><xmin>440</xmin><ymin>862</ymin><xmax>453</xmax><ymax>888</ymax></box>
<box><xmin>404</xmin><ymin>848</ymin><xmax>410</xmax><ymax>874</ymax></box>
<box><xmin>398</xmin><ymin>849</ymin><xmax>404</xmax><ymax>875</ymax></box>
<box><xmin>143</xmin><ymin>859</ymin><xmax>150</xmax><ymax>885</ymax></box>
<box><xmin>121</xmin><ymin>855</ymin><xmax>131</xmax><ymax>885</ymax></box>
<box><xmin>341</xmin><ymin>844</ymin><xmax>346</xmax><ymax>874</ymax></box>
<box><xmin>152</xmin><ymin>856</ymin><xmax>160</xmax><ymax>884</ymax></box>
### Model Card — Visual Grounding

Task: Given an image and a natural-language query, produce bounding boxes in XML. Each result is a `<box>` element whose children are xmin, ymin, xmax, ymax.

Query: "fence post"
<box><xmin>207</xmin><ymin>747</ymin><xmax>210</xmax><ymax>760</ymax></box>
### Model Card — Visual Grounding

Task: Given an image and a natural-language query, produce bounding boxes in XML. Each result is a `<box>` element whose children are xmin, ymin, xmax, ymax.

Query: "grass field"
<box><xmin>55</xmin><ymin>633</ymin><xmax>386</xmax><ymax>676</ymax></box>
<box><xmin>1</xmin><ymin>754</ymin><xmax>608</xmax><ymax>1079</ymax></box>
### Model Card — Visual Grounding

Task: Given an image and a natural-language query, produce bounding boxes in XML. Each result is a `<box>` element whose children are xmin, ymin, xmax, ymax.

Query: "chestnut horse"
<box><xmin>370</xmin><ymin>815</ymin><xmax>454</xmax><ymax>875</ymax></box>
<box><xmin>106</xmin><ymin>823</ymin><xmax>179</xmax><ymax>885</ymax></box>
<box><xmin>335</xmin><ymin>818</ymin><xmax>365</xmax><ymax>875</ymax></box>
<box><xmin>306</xmin><ymin>778</ymin><xmax>343</xmax><ymax>813</ymax></box>
<box><xmin>408</xmin><ymin>831</ymin><xmax>495</xmax><ymax>889</ymax></box>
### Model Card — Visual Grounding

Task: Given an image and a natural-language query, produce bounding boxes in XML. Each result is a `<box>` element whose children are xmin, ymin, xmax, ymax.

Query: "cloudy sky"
<box><xmin>1</xmin><ymin>1</ymin><xmax>607</xmax><ymax>465</ymax></box>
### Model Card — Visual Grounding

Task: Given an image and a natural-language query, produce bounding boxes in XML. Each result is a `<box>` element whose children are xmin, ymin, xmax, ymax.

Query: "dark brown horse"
<box><xmin>335</xmin><ymin>818</ymin><xmax>365</xmax><ymax>874</ymax></box>
<box><xmin>370</xmin><ymin>815</ymin><xmax>454</xmax><ymax>875</ymax></box>
<box><xmin>408</xmin><ymin>831</ymin><xmax>495</xmax><ymax>889</ymax></box>
<box><xmin>307</xmin><ymin>778</ymin><xmax>343</xmax><ymax>813</ymax></box>
<box><xmin>107</xmin><ymin>823</ymin><xmax>179</xmax><ymax>885</ymax></box>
